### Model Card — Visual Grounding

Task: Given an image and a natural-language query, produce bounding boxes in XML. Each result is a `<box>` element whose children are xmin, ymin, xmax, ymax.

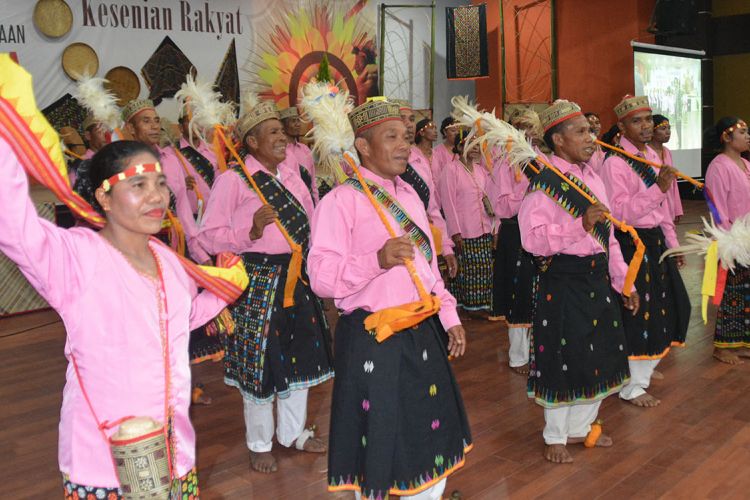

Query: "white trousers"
<box><xmin>243</xmin><ymin>388</ymin><xmax>308</xmax><ymax>452</ymax></box>
<box><xmin>619</xmin><ymin>358</ymin><xmax>660</xmax><ymax>400</ymax></box>
<box><xmin>508</xmin><ymin>326</ymin><xmax>530</xmax><ymax>367</ymax></box>
<box><xmin>543</xmin><ymin>401</ymin><xmax>601</xmax><ymax>445</ymax></box>
<box><xmin>354</xmin><ymin>478</ymin><xmax>446</xmax><ymax>500</ymax></box>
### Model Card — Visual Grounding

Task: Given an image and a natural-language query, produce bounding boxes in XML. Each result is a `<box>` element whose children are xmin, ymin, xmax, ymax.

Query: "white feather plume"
<box><xmin>71</xmin><ymin>74</ymin><xmax>120</xmax><ymax>130</ymax></box>
<box><xmin>299</xmin><ymin>81</ymin><xmax>355</xmax><ymax>182</ymax></box>
<box><xmin>661</xmin><ymin>214</ymin><xmax>750</xmax><ymax>270</ymax></box>
<box><xmin>241</xmin><ymin>90</ymin><xmax>261</xmax><ymax>115</ymax></box>
<box><xmin>450</xmin><ymin>95</ymin><xmax>539</xmax><ymax>173</ymax></box>
<box><xmin>174</xmin><ymin>74</ymin><xmax>235</xmax><ymax>144</ymax></box>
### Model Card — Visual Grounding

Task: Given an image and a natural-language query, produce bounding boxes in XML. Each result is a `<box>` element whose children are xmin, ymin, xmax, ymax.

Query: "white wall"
<box><xmin>376</xmin><ymin>0</ymin><xmax>476</xmax><ymax>124</ymax></box>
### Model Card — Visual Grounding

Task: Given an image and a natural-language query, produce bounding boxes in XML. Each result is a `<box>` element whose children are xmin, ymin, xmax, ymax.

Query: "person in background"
<box><xmin>704</xmin><ymin>116</ymin><xmax>750</xmax><ymax>364</ymax></box>
<box><xmin>650</xmin><ymin>114</ymin><xmax>683</xmax><ymax>223</ymax></box>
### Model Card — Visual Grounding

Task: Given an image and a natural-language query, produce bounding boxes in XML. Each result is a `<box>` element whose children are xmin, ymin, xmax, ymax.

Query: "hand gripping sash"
<box><xmin>0</xmin><ymin>54</ymin><xmax>248</xmax><ymax>304</ymax></box>
<box><xmin>528</xmin><ymin>167</ymin><xmax>612</xmax><ymax>254</ymax></box>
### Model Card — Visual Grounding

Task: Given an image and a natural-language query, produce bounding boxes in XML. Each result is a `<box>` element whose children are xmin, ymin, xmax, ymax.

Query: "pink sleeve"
<box><xmin>429</xmin><ymin>250</ymin><xmax>460</xmax><ymax>330</ymax></box>
<box><xmin>437</xmin><ymin>164</ymin><xmax>462</xmax><ymax>237</ymax></box>
<box><xmin>426</xmin><ymin>184</ymin><xmax>454</xmax><ymax>255</ymax></box>
<box><xmin>0</xmin><ymin>139</ymin><xmax>89</xmax><ymax>310</ymax></box>
<box><xmin>307</xmin><ymin>189</ymin><xmax>387</xmax><ymax>299</ymax></box>
<box><xmin>660</xmin><ymin>212</ymin><xmax>679</xmax><ymax>249</ymax></box>
<box><xmin>671</xmin><ymin>182</ymin><xmax>683</xmax><ymax>217</ymax></box>
<box><xmin>601</xmin><ymin>157</ymin><xmax>666</xmax><ymax>221</ymax></box>
<box><xmin>197</xmin><ymin>171</ymin><xmax>256</xmax><ymax>255</ymax></box>
<box><xmin>705</xmin><ymin>162</ymin><xmax>732</xmax><ymax>229</ymax></box>
<box><xmin>518</xmin><ymin>190</ymin><xmax>590</xmax><ymax>256</ymax></box>
<box><xmin>494</xmin><ymin>161</ymin><xmax>526</xmax><ymax>219</ymax></box>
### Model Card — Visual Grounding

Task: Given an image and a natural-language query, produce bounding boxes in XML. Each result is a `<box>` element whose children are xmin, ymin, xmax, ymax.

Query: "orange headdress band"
<box><xmin>101</xmin><ymin>162</ymin><xmax>162</xmax><ymax>192</ymax></box>
<box><xmin>721</xmin><ymin>120</ymin><xmax>748</xmax><ymax>142</ymax></box>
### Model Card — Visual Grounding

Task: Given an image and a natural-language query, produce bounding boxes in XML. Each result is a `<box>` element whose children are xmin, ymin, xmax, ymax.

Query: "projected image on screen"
<box><xmin>634</xmin><ymin>49</ymin><xmax>702</xmax><ymax>177</ymax></box>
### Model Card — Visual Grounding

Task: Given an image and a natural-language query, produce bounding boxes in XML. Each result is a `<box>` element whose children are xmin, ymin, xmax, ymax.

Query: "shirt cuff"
<box><xmin>438</xmin><ymin>307</ymin><xmax>461</xmax><ymax>331</ymax></box>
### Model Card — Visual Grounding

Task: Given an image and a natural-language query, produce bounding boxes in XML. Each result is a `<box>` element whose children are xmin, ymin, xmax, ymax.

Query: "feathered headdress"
<box><xmin>299</xmin><ymin>80</ymin><xmax>355</xmax><ymax>183</ymax></box>
<box><xmin>71</xmin><ymin>74</ymin><xmax>120</xmax><ymax>131</ymax></box>
<box><xmin>174</xmin><ymin>74</ymin><xmax>235</xmax><ymax>145</ymax></box>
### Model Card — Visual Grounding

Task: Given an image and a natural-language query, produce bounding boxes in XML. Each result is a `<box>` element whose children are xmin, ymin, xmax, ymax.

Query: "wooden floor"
<box><xmin>3</xmin><ymin>200</ymin><xmax>750</xmax><ymax>499</ymax></box>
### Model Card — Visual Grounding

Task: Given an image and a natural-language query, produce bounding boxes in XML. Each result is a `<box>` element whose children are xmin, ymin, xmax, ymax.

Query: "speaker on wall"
<box><xmin>648</xmin><ymin>0</ymin><xmax>698</xmax><ymax>35</ymax></box>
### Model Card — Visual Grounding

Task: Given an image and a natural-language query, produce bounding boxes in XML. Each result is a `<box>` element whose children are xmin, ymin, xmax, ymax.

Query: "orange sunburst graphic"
<box><xmin>243</xmin><ymin>1</ymin><xmax>378</xmax><ymax>108</ymax></box>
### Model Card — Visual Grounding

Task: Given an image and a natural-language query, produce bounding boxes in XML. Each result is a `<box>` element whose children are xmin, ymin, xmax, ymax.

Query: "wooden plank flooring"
<box><xmin>3</xmin><ymin>200</ymin><xmax>750</xmax><ymax>499</ymax></box>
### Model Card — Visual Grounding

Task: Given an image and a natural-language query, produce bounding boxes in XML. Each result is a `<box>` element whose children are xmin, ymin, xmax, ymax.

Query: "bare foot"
<box><xmin>487</xmin><ymin>315</ymin><xmax>505</xmax><ymax>322</ymax></box>
<box><xmin>301</xmin><ymin>436</ymin><xmax>327</xmax><ymax>453</ymax></box>
<box><xmin>651</xmin><ymin>369</ymin><xmax>664</xmax><ymax>380</ymax></box>
<box><xmin>544</xmin><ymin>444</ymin><xmax>573</xmax><ymax>464</ymax></box>
<box><xmin>568</xmin><ymin>433</ymin><xmax>613</xmax><ymax>447</ymax></box>
<box><xmin>627</xmin><ymin>392</ymin><xmax>661</xmax><ymax>407</ymax></box>
<box><xmin>250</xmin><ymin>451</ymin><xmax>277</xmax><ymax>473</ymax></box>
<box><xmin>713</xmin><ymin>348</ymin><xmax>743</xmax><ymax>365</ymax></box>
<box><xmin>511</xmin><ymin>363</ymin><xmax>530</xmax><ymax>375</ymax></box>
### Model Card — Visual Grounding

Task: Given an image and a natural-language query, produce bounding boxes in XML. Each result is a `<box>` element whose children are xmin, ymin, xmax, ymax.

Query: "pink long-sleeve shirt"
<box><xmin>286</xmin><ymin>140</ymin><xmax>319</xmax><ymax>203</ymax></box>
<box><xmin>489</xmin><ymin>156</ymin><xmax>529</xmax><ymax>219</ymax></box>
<box><xmin>600</xmin><ymin>136</ymin><xmax>679</xmax><ymax>249</ymax></box>
<box><xmin>656</xmin><ymin>146</ymin><xmax>684</xmax><ymax>220</ymax></box>
<box><xmin>308</xmin><ymin>166</ymin><xmax>460</xmax><ymax>330</ymax></box>
<box><xmin>156</xmin><ymin>146</ymin><xmax>209</xmax><ymax>263</ymax></box>
<box><xmin>0</xmin><ymin>138</ymin><xmax>228</xmax><ymax>487</ymax></box>
<box><xmin>705</xmin><ymin>153</ymin><xmax>750</xmax><ymax>230</ymax></box>
<box><xmin>431</xmin><ymin>142</ymin><xmax>453</xmax><ymax>184</ymax></box>
<box><xmin>408</xmin><ymin>146</ymin><xmax>454</xmax><ymax>255</ymax></box>
<box><xmin>438</xmin><ymin>156</ymin><xmax>496</xmax><ymax>239</ymax></box>
<box><xmin>197</xmin><ymin>154</ymin><xmax>314</xmax><ymax>256</ymax></box>
<box><xmin>518</xmin><ymin>154</ymin><xmax>631</xmax><ymax>294</ymax></box>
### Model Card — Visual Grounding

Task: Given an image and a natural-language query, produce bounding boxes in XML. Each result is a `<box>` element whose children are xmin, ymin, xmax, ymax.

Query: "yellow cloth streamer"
<box><xmin>429</xmin><ymin>223</ymin><xmax>443</xmax><ymax>256</ymax></box>
<box><xmin>701</xmin><ymin>241</ymin><xmax>719</xmax><ymax>324</ymax></box>
<box><xmin>198</xmin><ymin>257</ymin><xmax>249</xmax><ymax>292</ymax></box>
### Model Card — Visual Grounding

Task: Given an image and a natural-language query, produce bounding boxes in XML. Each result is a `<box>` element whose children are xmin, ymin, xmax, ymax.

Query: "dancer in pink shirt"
<box><xmin>704</xmin><ymin>116</ymin><xmax>750</xmax><ymax>364</ymax></box>
<box><xmin>600</xmin><ymin>96</ymin><xmax>690</xmax><ymax>409</ymax></box>
<box><xmin>651</xmin><ymin>114</ymin><xmax>684</xmax><ymax>223</ymax></box>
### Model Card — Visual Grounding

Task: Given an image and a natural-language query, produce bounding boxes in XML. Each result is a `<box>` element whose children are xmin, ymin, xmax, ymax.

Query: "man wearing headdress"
<box><xmin>600</xmin><ymin>96</ymin><xmax>690</xmax><ymax>408</ymax></box>
<box><xmin>173</xmin><ymin>110</ymin><xmax>219</xmax><ymax>216</ymax></box>
<box><xmin>519</xmin><ymin>99</ymin><xmax>637</xmax><ymax>463</ymax></box>
<box><xmin>309</xmin><ymin>99</ymin><xmax>471</xmax><ymax>499</ymax></box>
<box><xmin>279</xmin><ymin>105</ymin><xmax>318</xmax><ymax>203</ymax></box>
<box><xmin>197</xmin><ymin>97</ymin><xmax>333</xmax><ymax>474</ymax></box>
<box><xmin>120</xmin><ymin>99</ymin><xmax>209</xmax><ymax>263</ymax></box>
<box><xmin>394</xmin><ymin>98</ymin><xmax>457</xmax><ymax>279</ymax></box>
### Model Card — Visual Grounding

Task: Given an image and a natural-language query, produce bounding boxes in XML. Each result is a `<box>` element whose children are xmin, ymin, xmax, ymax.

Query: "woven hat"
<box><xmin>121</xmin><ymin>98</ymin><xmax>155</xmax><ymax>123</ymax></box>
<box><xmin>236</xmin><ymin>100</ymin><xmax>280</xmax><ymax>142</ymax></box>
<box><xmin>391</xmin><ymin>98</ymin><xmax>412</xmax><ymax>111</ymax></box>
<box><xmin>539</xmin><ymin>99</ymin><xmax>583</xmax><ymax>132</ymax></box>
<box><xmin>279</xmin><ymin>106</ymin><xmax>299</xmax><ymax>120</ymax></box>
<box><xmin>614</xmin><ymin>95</ymin><xmax>651</xmax><ymax>120</ymax></box>
<box><xmin>348</xmin><ymin>100</ymin><xmax>401</xmax><ymax>134</ymax></box>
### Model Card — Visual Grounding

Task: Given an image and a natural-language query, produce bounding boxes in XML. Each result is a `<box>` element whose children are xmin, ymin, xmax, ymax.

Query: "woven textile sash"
<box><xmin>234</xmin><ymin>166</ymin><xmax>311</xmax><ymax>254</ymax></box>
<box><xmin>180</xmin><ymin>145</ymin><xmax>215</xmax><ymax>187</ymax></box>
<box><xmin>399</xmin><ymin>163</ymin><xmax>431</xmax><ymax>210</ymax></box>
<box><xmin>529</xmin><ymin>167</ymin><xmax>611</xmax><ymax>254</ymax></box>
<box><xmin>345</xmin><ymin>177</ymin><xmax>433</xmax><ymax>263</ymax></box>
<box><xmin>606</xmin><ymin>150</ymin><xmax>657</xmax><ymax>188</ymax></box>
<box><xmin>446</xmin><ymin>4</ymin><xmax>489</xmax><ymax>79</ymax></box>
<box><xmin>298</xmin><ymin>164</ymin><xmax>315</xmax><ymax>201</ymax></box>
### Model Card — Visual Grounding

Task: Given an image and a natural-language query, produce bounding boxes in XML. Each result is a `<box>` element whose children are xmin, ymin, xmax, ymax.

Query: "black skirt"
<box><xmin>615</xmin><ymin>227</ymin><xmax>690</xmax><ymax>359</ymax></box>
<box><xmin>527</xmin><ymin>253</ymin><xmax>630</xmax><ymax>408</ymax></box>
<box><xmin>328</xmin><ymin>310</ymin><xmax>472</xmax><ymax>499</ymax></box>
<box><xmin>714</xmin><ymin>265</ymin><xmax>750</xmax><ymax>348</ymax></box>
<box><xmin>224</xmin><ymin>253</ymin><xmax>334</xmax><ymax>403</ymax></box>
<box><xmin>493</xmin><ymin>218</ymin><xmax>537</xmax><ymax>326</ymax></box>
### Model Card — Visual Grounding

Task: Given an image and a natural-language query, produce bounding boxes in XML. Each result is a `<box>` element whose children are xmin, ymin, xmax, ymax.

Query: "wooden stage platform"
<box><xmin>3</xmin><ymin>200</ymin><xmax>750</xmax><ymax>499</ymax></box>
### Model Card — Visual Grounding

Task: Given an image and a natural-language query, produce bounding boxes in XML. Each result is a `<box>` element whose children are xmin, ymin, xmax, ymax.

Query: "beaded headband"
<box><xmin>721</xmin><ymin>120</ymin><xmax>748</xmax><ymax>142</ymax></box>
<box><xmin>654</xmin><ymin>120</ymin><xmax>670</xmax><ymax>130</ymax></box>
<box><xmin>417</xmin><ymin>121</ymin><xmax>435</xmax><ymax>135</ymax></box>
<box><xmin>101</xmin><ymin>163</ymin><xmax>162</xmax><ymax>192</ymax></box>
